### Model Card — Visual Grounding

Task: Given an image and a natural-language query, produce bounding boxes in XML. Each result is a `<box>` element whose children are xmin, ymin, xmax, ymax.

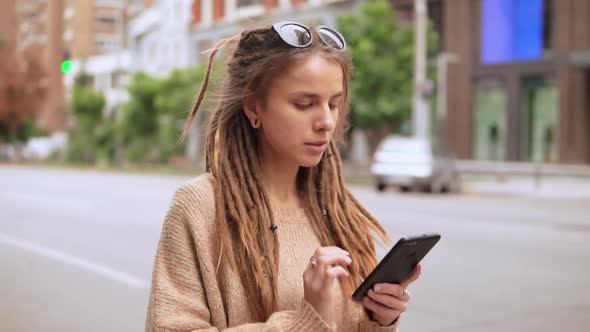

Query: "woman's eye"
<box><xmin>329</xmin><ymin>104</ymin><xmax>338</xmax><ymax>110</ymax></box>
<box><xmin>295</xmin><ymin>103</ymin><xmax>313</xmax><ymax>110</ymax></box>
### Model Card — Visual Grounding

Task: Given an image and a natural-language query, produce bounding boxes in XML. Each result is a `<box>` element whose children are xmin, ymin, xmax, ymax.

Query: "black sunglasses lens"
<box><xmin>279</xmin><ymin>24</ymin><xmax>311</xmax><ymax>47</ymax></box>
<box><xmin>318</xmin><ymin>28</ymin><xmax>345</xmax><ymax>50</ymax></box>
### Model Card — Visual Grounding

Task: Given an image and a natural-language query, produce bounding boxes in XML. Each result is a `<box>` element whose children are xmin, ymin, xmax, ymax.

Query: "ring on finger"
<box><xmin>399</xmin><ymin>289</ymin><xmax>409</xmax><ymax>298</ymax></box>
<box><xmin>309</xmin><ymin>256</ymin><xmax>317</xmax><ymax>268</ymax></box>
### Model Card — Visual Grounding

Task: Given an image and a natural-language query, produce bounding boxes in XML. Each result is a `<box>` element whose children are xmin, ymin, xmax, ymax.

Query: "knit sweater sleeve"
<box><xmin>145</xmin><ymin>183</ymin><xmax>336</xmax><ymax>332</ymax></box>
<box><xmin>358</xmin><ymin>316</ymin><xmax>401</xmax><ymax>332</ymax></box>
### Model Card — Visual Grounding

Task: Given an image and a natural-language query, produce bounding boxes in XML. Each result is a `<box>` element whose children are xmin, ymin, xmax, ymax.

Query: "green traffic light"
<box><xmin>61</xmin><ymin>59</ymin><xmax>73</xmax><ymax>73</ymax></box>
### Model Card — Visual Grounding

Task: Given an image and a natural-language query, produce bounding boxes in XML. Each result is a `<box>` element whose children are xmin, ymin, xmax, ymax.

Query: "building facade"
<box><xmin>127</xmin><ymin>0</ymin><xmax>193</xmax><ymax>76</ymax></box>
<box><xmin>10</xmin><ymin>0</ymin><xmax>150</xmax><ymax>131</ymax></box>
<box><xmin>188</xmin><ymin>0</ymin><xmax>353</xmax><ymax>66</ymax></box>
<box><xmin>392</xmin><ymin>0</ymin><xmax>590</xmax><ymax>165</ymax></box>
<box><xmin>0</xmin><ymin>0</ymin><xmax>18</xmax><ymax>57</ymax></box>
<box><xmin>16</xmin><ymin>0</ymin><xmax>49</xmax><ymax>50</ymax></box>
<box><xmin>14</xmin><ymin>0</ymin><xmax>66</xmax><ymax>131</ymax></box>
<box><xmin>65</xmin><ymin>0</ymin><xmax>153</xmax><ymax>59</ymax></box>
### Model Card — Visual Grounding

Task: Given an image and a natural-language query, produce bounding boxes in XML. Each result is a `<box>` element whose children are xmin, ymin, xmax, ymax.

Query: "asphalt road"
<box><xmin>1</xmin><ymin>166</ymin><xmax>588</xmax><ymax>332</ymax></box>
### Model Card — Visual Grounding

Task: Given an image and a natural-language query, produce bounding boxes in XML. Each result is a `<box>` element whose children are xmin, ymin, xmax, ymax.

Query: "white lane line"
<box><xmin>0</xmin><ymin>234</ymin><xmax>148</xmax><ymax>289</ymax></box>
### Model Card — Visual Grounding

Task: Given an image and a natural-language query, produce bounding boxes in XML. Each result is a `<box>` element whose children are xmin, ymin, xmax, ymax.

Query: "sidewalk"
<box><xmin>343</xmin><ymin>160</ymin><xmax>590</xmax><ymax>199</ymax></box>
<box><xmin>463</xmin><ymin>177</ymin><xmax>590</xmax><ymax>199</ymax></box>
<box><xmin>456</xmin><ymin>160</ymin><xmax>590</xmax><ymax>199</ymax></box>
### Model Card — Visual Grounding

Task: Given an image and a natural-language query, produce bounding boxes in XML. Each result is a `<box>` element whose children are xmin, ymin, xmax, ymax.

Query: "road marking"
<box><xmin>0</xmin><ymin>233</ymin><xmax>148</xmax><ymax>289</ymax></box>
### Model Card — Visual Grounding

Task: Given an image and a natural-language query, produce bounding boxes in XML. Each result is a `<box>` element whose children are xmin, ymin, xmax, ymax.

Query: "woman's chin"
<box><xmin>299</xmin><ymin>155</ymin><xmax>324</xmax><ymax>168</ymax></box>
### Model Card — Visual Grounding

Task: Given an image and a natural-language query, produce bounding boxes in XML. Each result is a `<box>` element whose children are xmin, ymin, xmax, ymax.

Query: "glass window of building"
<box><xmin>236</xmin><ymin>0</ymin><xmax>262</xmax><ymax>8</ymax></box>
<box><xmin>473</xmin><ymin>80</ymin><xmax>507</xmax><ymax>161</ymax></box>
<box><xmin>520</xmin><ymin>76</ymin><xmax>558</xmax><ymax>162</ymax></box>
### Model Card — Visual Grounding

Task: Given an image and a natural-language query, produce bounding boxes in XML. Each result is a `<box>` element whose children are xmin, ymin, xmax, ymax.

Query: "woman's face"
<box><xmin>253</xmin><ymin>54</ymin><xmax>344</xmax><ymax>168</ymax></box>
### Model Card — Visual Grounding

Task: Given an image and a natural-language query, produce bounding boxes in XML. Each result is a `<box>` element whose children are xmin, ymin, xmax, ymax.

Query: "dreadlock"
<box><xmin>180</xmin><ymin>25</ymin><xmax>389</xmax><ymax>321</ymax></box>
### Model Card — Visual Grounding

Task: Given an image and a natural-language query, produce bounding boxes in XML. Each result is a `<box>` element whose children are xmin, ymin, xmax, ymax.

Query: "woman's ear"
<box><xmin>242</xmin><ymin>92</ymin><xmax>259</xmax><ymax>128</ymax></box>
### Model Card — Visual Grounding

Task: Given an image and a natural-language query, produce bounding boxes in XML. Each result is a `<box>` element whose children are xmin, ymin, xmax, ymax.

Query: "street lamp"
<box><xmin>412</xmin><ymin>0</ymin><xmax>429</xmax><ymax>139</ymax></box>
<box><xmin>435</xmin><ymin>53</ymin><xmax>460</xmax><ymax>149</ymax></box>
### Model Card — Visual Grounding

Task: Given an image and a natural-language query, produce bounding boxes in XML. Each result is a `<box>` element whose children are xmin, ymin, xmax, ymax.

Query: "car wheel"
<box><xmin>376</xmin><ymin>183</ymin><xmax>387</xmax><ymax>192</ymax></box>
<box><xmin>399</xmin><ymin>185</ymin><xmax>410</xmax><ymax>193</ymax></box>
<box><xmin>449</xmin><ymin>174</ymin><xmax>462</xmax><ymax>193</ymax></box>
<box><xmin>429</xmin><ymin>179</ymin><xmax>443</xmax><ymax>194</ymax></box>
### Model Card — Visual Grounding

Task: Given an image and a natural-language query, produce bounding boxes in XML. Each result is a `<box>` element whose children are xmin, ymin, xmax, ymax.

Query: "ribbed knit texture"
<box><xmin>145</xmin><ymin>173</ymin><xmax>400</xmax><ymax>332</ymax></box>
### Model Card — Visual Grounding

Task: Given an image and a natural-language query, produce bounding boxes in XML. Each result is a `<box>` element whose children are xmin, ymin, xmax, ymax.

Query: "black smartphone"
<box><xmin>352</xmin><ymin>233</ymin><xmax>441</xmax><ymax>302</ymax></box>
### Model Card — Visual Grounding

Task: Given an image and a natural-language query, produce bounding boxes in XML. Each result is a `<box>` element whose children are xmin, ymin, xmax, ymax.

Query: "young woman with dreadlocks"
<box><xmin>146</xmin><ymin>21</ymin><xmax>422</xmax><ymax>332</ymax></box>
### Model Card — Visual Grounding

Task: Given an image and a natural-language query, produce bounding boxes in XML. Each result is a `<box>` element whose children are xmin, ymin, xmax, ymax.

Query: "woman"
<box><xmin>146</xmin><ymin>21</ymin><xmax>421</xmax><ymax>331</ymax></box>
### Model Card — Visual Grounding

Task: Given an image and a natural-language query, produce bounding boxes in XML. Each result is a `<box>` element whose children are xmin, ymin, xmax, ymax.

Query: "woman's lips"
<box><xmin>305</xmin><ymin>142</ymin><xmax>327</xmax><ymax>154</ymax></box>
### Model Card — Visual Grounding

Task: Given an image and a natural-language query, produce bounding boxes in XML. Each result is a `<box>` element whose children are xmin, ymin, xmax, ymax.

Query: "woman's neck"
<box><xmin>258</xmin><ymin>160</ymin><xmax>303</xmax><ymax>209</ymax></box>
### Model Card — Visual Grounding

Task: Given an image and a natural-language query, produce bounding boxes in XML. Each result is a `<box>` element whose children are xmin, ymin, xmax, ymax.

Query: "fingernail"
<box><xmin>374</xmin><ymin>285</ymin><xmax>380</xmax><ymax>292</ymax></box>
<box><xmin>344</xmin><ymin>251</ymin><xmax>350</xmax><ymax>256</ymax></box>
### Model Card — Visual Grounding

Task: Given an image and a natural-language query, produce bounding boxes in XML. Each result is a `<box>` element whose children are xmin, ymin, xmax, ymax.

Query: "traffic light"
<box><xmin>61</xmin><ymin>60</ymin><xmax>73</xmax><ymax>73</ymax></box>
<box><xmin>61</xmin><ymin>50</ymin><xmax>72</xmax><ymax>73</ymax></box>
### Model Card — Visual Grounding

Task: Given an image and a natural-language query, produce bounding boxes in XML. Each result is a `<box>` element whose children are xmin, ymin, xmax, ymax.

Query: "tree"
<box><xmin>0</xmin><ymin>44</ymin><xmax>48</xmax><ymax>142</ymax></box>
<box><xmin>338</xmin><ymin>0</ymin><xmax>438</xmax><ymax>150</ymax></box>
<box><xmin>118</xmin><ymin>72</ymin><xmax>161</xmax><ymax>163</ymax></box>
<box><xmin>155</xmin><ymin>66</ymin><xmax>209</xmax><ymax>163</ymax></box>
<box><xmin>65</xmin><ymin>72</ymin><xmax>106</xmax><ymax>163</ymax></box>
<box><xmin>155</xmin><ymin>63</ymin><xmax>223</xmax><ymax>165</ymax></box>
<box><xmin>119</xmin><ymin>64</ymin><xmax>219</xmax><ymax>164</ymax></box>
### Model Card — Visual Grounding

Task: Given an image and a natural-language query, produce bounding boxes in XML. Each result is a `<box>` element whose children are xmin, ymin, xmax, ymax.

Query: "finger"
<box><xmin>400</xmin><ymin>264</ymin><xmax>422</xmax><ymax>288</ymax></box>
<box><xmin>373</xmin><ymin>311</ymin><xmax>401</xmax><ymax>326</ymax></box>
<box><xmin>371</xmin><ymin>311</ymin><xmax>388</xmax><ymax>325</ymax></box>
<box><xmin>362</xmin><ymin>296</ymin><xmax>400</xmax><ymax>319</ymax></box>
<box><xmin>367</xmin><ymin>289</ymin><xmax>408</xmax><ymax>311</ymax></box>
<box><xmin>315</xmin><ymin>246</ymin><xmax>350</xmax><ymax>257</ymax></box>
<box><xmin>372</xmin><ymin>283</ymin><xmax>405</xmax><ymax>298</ymax></box>
<box><xmin>325</xmin><ymin>265</ymin><xmax>350</xmax><ymax>279</ymax></box>
<box><xmin>317</xmin><ymin>254</ymin><xmax>352</xmax><ymax>268</ymax></box>
<box><xmin>399</xmin><ymin>289</ymin><xmax>411</xmax><ymax>301</ymax></box>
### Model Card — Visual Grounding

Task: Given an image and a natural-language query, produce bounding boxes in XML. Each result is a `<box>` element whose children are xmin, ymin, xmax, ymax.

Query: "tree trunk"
<box><xmin>8</xmin><ymin>123</ymin><xmax>22</xmax><ymax>162</ymax></box>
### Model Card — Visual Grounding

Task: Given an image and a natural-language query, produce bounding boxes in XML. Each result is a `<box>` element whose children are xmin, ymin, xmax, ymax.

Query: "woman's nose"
<box><xmin>314</xmin><ymin>104</ymin><xmax>335</xmax><ymax>132</ymax></box>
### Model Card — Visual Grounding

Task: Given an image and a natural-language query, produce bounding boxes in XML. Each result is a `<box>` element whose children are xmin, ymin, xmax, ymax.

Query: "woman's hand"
<box><xmin>303</xmin><ymin>246</ymin><xmax>352</xmax><ymax>324</ymax></box>
<box><xmin>362</xmin><ymin>264</ymin><xmax>422</xmax><ymax>326</ymax></box>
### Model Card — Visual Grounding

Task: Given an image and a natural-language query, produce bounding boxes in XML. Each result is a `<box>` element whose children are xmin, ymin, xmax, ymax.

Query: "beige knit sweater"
<box><xmin>145</xmin><ymin>173</ymin><xmax>400</xmax><ymax>332</ymax></box>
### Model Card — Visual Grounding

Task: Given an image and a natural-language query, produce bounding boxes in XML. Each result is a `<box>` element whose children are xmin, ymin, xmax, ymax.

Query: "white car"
<box><xmin>370</xmin><ymin>136</ymin><xmax>461</xmax><ymax>193</ymax></box>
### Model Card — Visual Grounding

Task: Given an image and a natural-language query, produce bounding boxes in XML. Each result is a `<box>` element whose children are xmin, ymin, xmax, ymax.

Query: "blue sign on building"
<box><xmin>481</xmin><ymin>0</ymin><xmax>544</xmax><ymax>64</ymax></box>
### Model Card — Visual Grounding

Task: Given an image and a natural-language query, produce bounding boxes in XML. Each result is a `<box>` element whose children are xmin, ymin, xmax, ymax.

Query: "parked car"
<box><xmin>370</xmin><ymin>136</ymin><xmax>461</xmax><ymax>193</ymax></box>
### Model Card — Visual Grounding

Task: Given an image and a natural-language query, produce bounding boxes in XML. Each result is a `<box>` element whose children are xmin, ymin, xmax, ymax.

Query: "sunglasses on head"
<box><xmin>272</xmin><ymin>21</ymin><xmax>347</xmax><ymax>52</ymax></box>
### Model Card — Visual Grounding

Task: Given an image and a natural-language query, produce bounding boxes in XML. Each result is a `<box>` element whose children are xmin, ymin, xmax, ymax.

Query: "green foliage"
<box><xmin>18</xmin><ymin>117</ymin><xmax>49</xmax><ymax>140</ymax></box>
<box><xmin>65</xmin><ymin>72</ymin><xmax>107</xmax><ymax>163</ymax></box>
<box><xmin>0</xmin><ymin>116</ymin><xmax>48</xmax><ymax>142</ymax></box>
<box><xmin>118</xmin><ymin>64</ymin><xmax>215</xmax><ymax>164</ymax></box>
<box><xmin>119</xmin><ymin>72</ymin><xmax>160</xmax><ymax>142</ymax></box>
<box><xmin>338</xmin><ymin>0</ymin><xmax>438</xmax><ymax>131</ymax></box>
<box><xmin>74</xmin><ymin>72</ymin><xmax>94</xmax><ymax>88</ymax></box>
<box><xmin>155</xmin><ymin>66</ymin><xmax>207</xmax><ymax>162</ymax></box>
<box><xmin>65</xmin><ymin>63</ymin><xmax>218</xmax><ymax>166</ymax></box>
<box><xmin>71</xmin><ymin>88</ymin><xmax>105</xmax><ymax>126</ymax></box>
